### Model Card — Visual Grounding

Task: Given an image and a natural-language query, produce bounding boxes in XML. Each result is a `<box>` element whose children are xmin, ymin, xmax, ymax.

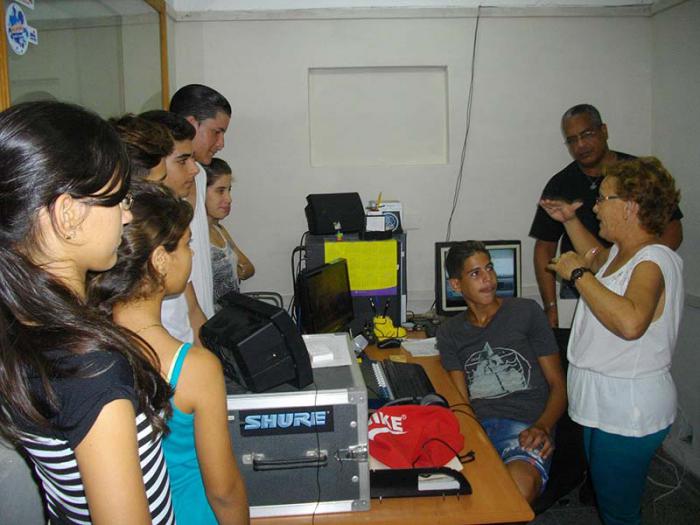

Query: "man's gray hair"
<box><xmin>561</xmin><ymin>104</ymin><xmax>603</xmax><ymax>130</ymax></box>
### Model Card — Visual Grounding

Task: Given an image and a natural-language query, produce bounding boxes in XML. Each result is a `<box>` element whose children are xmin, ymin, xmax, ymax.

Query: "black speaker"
<box><xmin>304</xmin><ymin>192</ymin><xmax>365</xmax><ymax>235</ymax></box>
<box><xmin>200</xmin><ymin>292</ymin><xmax>313</xmax><ymax>393</ymax></box>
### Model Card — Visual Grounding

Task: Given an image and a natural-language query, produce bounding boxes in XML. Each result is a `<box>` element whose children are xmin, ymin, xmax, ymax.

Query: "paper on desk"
<box><xmin>401</xmin><ymin>337</ymin><xmax>439</xmax><ymax>357</ymax></box>
<box><xmin>418</xmin><ymin>472</ymin><xmax>461</xmax><ymax>491</ymax></box>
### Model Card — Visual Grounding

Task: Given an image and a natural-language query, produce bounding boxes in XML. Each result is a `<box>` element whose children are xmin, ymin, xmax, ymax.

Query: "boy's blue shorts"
<box><xmin>481</xmin><ymin>417</ymin><xmax>552</xmax><ymax>490</ymax></box>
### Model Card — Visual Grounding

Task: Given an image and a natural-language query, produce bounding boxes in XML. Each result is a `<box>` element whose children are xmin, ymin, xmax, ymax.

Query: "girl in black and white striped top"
<box><xmin>0</xmin><ymin>102</ymin><xmax>174</xmax><ymax>524</ymax></box>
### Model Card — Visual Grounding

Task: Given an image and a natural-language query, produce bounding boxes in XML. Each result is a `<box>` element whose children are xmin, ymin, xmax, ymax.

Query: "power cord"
<box><xmin>411</xmin><ymin>437</ymin><xmax>476</xmax><ymax>467</ymax></box>
<box><xmin>646</xmin><ymin>406</ymin><xmax>689</xmax><ymax>507</ymax></box>
<box><xmin>289</xmin><ymin>245</ymin><xmax>304</xmax><ymax>319</ymax></box>
<box><xmin>647</xmin><ymin>451</ymin><xmax>685</xmax><ymax>506</ymax></box>
<box><xmin>445</xmin><ymin>5</ymin><xmax>482</xmax><ymax>242</ymax></box>
<box><xmin>310</xmin><ymin>379</ymin><xmax>322</xmax><ymax>524</ymax></box>
<box><xmin>289</xmin><ymin>230</ymin><xmax>309</xmax><ymax>322</ymax></box>
<box><xmin>449</xmin><ymin>404</ymin><xmax>486</xmax><ymax>435</ymax></box>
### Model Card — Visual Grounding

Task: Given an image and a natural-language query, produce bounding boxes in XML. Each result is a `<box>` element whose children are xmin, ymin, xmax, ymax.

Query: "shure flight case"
<box><xmin>226</xmin><ymin>333</ymin><xmax>370</xmax><ymax>518</ymax></box>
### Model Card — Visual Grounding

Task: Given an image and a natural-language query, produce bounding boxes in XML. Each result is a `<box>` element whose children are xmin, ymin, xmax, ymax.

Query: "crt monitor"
<box><xmin>435</xmin><ymin>240</ymin><xmax>522</xmax><ymax>316</ymax></box>
<box><xmin>296</xmin><ymin>258</ymin><xmax>354</xmax><ymax>334</ymax></box>
<box><xmin>200</xmin><ymin>291</ymin><xmax>313</xmax><ymax>393</ymax></box>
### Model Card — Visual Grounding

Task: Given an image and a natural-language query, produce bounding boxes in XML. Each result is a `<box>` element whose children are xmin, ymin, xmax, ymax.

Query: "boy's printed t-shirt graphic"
<box><xmin>466</xmin><ymin>342</ymin><xmax>532</xmax><ymax>399</ymax></box>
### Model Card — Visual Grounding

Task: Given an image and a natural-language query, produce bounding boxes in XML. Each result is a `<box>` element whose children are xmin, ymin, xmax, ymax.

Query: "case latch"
<box><xmin>337</xmin><ymin>444</ymin><xmax>368</xmax><ymax>461</ymax></box>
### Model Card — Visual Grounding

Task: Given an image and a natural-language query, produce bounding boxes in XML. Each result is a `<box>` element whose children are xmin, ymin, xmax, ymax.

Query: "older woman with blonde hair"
<box><xmin>540</xmin><ymin>157</ymin><xmax>682</xmax><ymax>525</ymax></box>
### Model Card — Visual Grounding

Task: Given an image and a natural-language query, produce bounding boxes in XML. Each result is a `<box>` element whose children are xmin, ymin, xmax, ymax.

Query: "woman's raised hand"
<box><xmin>539</xmin><ymin>198</ymin><xmax>583</xmax><ymax>224</ymax></box>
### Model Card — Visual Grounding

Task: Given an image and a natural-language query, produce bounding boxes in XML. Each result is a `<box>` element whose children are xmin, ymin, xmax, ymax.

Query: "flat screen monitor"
<box><xmin>435</xmin><ymin>240</ymin><xmax>522</xmax><ymax>316</ymax></box>
<box><xmin>296</xmin><ymin>258</ymin><xmax>354</xmax><ymax>334</ymax></box>
<box><xmin>200</xmin><ymin>292</ymin><xmax>313</xmax><ymax>393</ymax></box>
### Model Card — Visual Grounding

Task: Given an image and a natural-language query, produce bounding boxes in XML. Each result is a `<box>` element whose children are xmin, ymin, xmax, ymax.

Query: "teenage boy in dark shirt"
<box><xmin>437</xmin><ymin>241</ymin><xmax>566</xmax><ymax>503</ymax></box>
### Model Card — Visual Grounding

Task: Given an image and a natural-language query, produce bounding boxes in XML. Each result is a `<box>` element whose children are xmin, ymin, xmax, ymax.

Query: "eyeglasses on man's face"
<box><xmin>564</xmin><ymin>127</ymin><xmax>601</xmax><ymax>146</ymax></box>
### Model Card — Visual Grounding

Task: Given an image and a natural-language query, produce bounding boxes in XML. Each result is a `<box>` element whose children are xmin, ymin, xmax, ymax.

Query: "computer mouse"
<box><xmin>377</xmin><ymin>338</ymin><xmax>402</xmax><ymax>349</ymax></box>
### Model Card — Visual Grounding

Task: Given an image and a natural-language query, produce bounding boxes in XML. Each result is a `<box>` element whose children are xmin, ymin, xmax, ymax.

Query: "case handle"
<box><xmin>253</xmin><ymin>454</ymin><xmax>328</xmax><ymax>471</ymax></box>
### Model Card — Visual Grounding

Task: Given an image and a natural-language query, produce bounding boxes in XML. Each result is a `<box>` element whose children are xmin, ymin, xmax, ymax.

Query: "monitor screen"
<box><xmin>435</xmin><ymin>240</ymin><xmax>522</xmax><ymax>316</ymax></box>
<box><xmin>296</xmin><ymin>258</ymin><xmax>354</xmax><ymax>334</ymax></box>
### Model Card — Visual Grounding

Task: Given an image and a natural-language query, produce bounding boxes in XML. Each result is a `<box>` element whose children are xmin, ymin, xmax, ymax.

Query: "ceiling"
<box><xmin>168</xmin><ymin>0</ymin><xmax>655</xmax><ymax>9</ymax></box>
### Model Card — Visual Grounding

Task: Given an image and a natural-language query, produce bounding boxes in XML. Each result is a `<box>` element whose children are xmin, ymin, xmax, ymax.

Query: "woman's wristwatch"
<box><xmin>569</xmin><ymin>267</ymin><xmax>592</xmax><ymax>285</ymax></box>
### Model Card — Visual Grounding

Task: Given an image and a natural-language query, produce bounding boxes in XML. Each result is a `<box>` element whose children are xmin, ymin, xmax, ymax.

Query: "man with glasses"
<box><xmin>529</xmin><ymin>104</ymin><xmax>683</xmax><ymax>327</ymax></box>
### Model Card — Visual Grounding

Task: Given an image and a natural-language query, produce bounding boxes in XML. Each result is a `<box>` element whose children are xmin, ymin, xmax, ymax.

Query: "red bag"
<box><xmin>368</xmin><ymin>405</ymin><xmax>464</xmax><ymax>468</ymax></box>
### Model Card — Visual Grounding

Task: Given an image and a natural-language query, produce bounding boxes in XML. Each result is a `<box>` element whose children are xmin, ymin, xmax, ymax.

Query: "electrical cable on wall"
<box><xmin>445</xmin><ymin>5</ymin><xmax>482</xmax><ymax>242</ymax></box>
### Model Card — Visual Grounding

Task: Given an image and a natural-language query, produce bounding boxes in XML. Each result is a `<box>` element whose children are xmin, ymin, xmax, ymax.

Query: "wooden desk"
<box><xmin>252</xmin><ymin>344</ymin><xmax>534</xmax><ymax>525</ymax></box>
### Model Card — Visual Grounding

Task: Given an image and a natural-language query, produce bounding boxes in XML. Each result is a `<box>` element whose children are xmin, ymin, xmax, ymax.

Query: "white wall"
<box><xmin>652</xmin><ymin>0</ymin><xmax>700</xmax><ymax>297</ymax></box>
<box><xmin>171</xmin><ymin>12</ymin><xmax>652</xmax><ymax>308</ymax></box>
<box><xmin>652</xmin><ymin>0</ymin><xmax>700</xmax><ymax>478</ymax></box>
<box><xmin>122</xmin><ymin>19</ymin><xmax>166</xmax><ymax>113</ymax></box>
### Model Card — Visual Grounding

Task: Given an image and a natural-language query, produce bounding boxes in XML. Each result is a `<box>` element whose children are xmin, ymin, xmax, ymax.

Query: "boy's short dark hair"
<box><xmin>445</xmin><ymin>241</ymin><xmax>490</xmax><ymax>279</ymax></box>
<box><xmin>139</xmin><ymin>110</ymin><xmax>195</xmax><ymax>142</ymax></box>
<box><xmin>169</xmin><ymin>84</ymin><xmax>231</xmax><ymax>122</ymax></box>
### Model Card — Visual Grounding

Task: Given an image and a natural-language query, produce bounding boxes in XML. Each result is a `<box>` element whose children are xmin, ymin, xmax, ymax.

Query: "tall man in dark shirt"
<box><xmin>529</xmin><ymin>104</ymin><xmax>683</xmax><ymax>327</ymax></box>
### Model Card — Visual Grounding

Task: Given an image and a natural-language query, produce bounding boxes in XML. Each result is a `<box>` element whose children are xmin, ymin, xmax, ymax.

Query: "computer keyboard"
<box><xmin>363</xmin><ymin>359</ymin><xmax>436</xmax><ymax>403</ymax></box>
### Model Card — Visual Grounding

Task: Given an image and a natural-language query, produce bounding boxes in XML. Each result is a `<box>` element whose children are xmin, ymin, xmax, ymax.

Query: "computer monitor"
<box><xmin>296</xmin><ymin>258</ymin><xmax>354</xmax><ymax>334</ymax></box>
<box><xmin>200</xmin><ymin>292</ymin><xmax>313</xmax><ymax>393</ymax></box>
<box><xmin>435</xmin><ymin>240</ymin><xmax>522</xmax><ymax>316</ymax></box>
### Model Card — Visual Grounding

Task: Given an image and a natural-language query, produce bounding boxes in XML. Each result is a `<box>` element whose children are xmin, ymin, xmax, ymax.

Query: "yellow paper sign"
<box><xmin>324</xmin><ymin>240</ymin><xmax>397</xmax><ymax>291</ymax></box>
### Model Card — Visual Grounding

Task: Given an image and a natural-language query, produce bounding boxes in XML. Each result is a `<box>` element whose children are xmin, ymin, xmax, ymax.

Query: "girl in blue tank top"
<box><xmin>88</xmin><ymin>182</ymin><xmax>249</xmax><ymax>524</ymax></box>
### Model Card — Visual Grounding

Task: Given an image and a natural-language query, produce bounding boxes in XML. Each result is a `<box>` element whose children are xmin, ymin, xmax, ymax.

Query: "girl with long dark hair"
<box><xmin>0</xmin><ymin>101</ymin><xmax>174</xmax><ymax>524</ymax></box>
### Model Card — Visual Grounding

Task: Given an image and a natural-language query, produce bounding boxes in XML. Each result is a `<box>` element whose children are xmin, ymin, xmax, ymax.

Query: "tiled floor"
<box><xmin>531</xmin><ymin>452</ymin><xmax>700</xmax><ymax>524</ymax></box>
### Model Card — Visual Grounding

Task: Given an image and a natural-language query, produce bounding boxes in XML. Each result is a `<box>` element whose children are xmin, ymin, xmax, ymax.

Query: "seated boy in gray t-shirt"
<box><xmin>436</xmin><ymin>241</ymin><xmax>566</xmax><ymax>503</ymax></box>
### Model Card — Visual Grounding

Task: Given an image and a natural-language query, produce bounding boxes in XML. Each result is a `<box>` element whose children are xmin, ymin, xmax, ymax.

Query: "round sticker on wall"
<box><xmin>6</xmin><ymin>2</ymin><xmax>38</xmax><ymax>56</ymax></box>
